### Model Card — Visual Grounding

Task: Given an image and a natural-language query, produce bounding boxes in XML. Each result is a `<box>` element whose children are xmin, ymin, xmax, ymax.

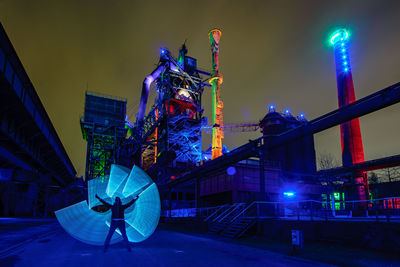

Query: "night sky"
<box><xmin>1</xmin><ymin>0</ymin><xmax>400</xmax><ymax>177</ymax></box>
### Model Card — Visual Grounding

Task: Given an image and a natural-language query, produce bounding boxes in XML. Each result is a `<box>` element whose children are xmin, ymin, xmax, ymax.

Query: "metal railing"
<box><xmin>203</xmin><ymin>204</ymin><xmax>229</xmax><ymax>222</ymax></box>
<box><xmin>212</xmin><ymin>203</ymin><xmax>246</xmax><ymax>223</ymax></box>
<box><xmin>252</xmin><ymin>197</ymin><xmax>400</xmax><ymax>222</ymax></box>
<box><xmin>161</xmin><ymin>204</ymin><xmax>228</xmax><ymax>218</ymax></box>
<box><xmin>162</xmin><ymin>197</ymin><xmax>400</xmax><ymax>223</ymax></box>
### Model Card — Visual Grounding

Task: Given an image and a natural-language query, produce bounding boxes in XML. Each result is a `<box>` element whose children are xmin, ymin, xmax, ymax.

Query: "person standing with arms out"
<box><xmin>95</xmin><ymin>194</ymin><xmax>139</xmax><ymax>252</ymax></box>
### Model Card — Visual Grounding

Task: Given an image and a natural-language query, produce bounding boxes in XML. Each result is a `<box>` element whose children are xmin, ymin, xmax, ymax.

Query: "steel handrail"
<box><xmin>162</xmin><ymin>197</ymin><xmax>400</xmax><ymax>218</ymax></box>
<box><xmin>215</xmin><ymin>203</ymin><xmax>246</xmax><ymax>223</ymax></box>
<box><xmin>204</xmin><ymin>204</ymin><xmax>229</xmax><ymax>222</ymax></box>
<box><xmin>212</xmin><ymin>205</ymin><xmax>237</xmax><ymax>222</ymax></box>
<box><xmin>230</xmin><ymin>201</ymin><xmax>258</xmax><ymax>222</ymax></box>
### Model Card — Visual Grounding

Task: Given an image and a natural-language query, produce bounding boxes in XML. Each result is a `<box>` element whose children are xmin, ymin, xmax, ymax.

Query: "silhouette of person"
<box><xmin>95</xmin><ymin>194</ymin><xmax>139</xmax><ymax>252</ymax></box>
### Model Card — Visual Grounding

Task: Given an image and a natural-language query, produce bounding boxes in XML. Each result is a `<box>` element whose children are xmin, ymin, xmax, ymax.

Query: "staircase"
<box><xmin>203</xmin><ymin>204</ymin><xmax>230</xmax><ymax>222</ymax></box>
<box><xmin>220</xmin><ymin>217</ymin><xmax>257</xmax><ymax>238</ymax></box>
<box><xmin>207</xmin><ymin>202</ymin><xmax>258</xmax><ymax>238</ymax></box>
<box><xmin>207</xmin><ymin>203</ymin><xmax>246</xmax><ymax>235</ymax></box>
<box><xmin>208</xmin><ymin>215</ymin><xmax>235</xmax><ymax>234</ymax></box>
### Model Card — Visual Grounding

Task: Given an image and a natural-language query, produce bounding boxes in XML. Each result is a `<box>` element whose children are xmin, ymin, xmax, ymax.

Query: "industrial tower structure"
<box><xmin>209</xmin><ymin>29</ymin><xmax>224</xmax><ymax>159</ymax></box>
<box><xmin>131</xmin><ymin>44</ymin><xmax>205</xmax><ymax>174</ymax></box>
<box><xmin>80</xmin><ymin>92</ymin><xmax>127</xmax><ymax>181</ymax></box>
<box><xmin>330</xmin><ymin>29</ymin><xmax>369</xmax><ymax>201</ymax></box>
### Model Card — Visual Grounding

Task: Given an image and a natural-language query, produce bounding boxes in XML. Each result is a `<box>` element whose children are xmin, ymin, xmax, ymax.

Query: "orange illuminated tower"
<box><xmin>209</xmin><ymin>29</ymin><xmax>224</xmax><ymax>159</ymax></box>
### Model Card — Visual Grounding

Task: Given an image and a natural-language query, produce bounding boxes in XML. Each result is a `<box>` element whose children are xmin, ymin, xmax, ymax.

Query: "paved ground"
<box><xmin>280</xmin><ymin>216</ymin><xmax>400</xmax><ymax>223</ymax></box>
<box><xmin>161</xmin><ymin>222</ymin><xmax>400</xmax><ymax>267</ymax></box>
<box><xmin>2</xmin><ymin>218</ymin><xmax>400</xmax><ymax>267</ymax></box>
<box><xmin>0</xmin><ymin>218</ymin><xmax>58</xmax><ymax>252</ymax></box>
<box><xmin>0</xmin><ymin>218</ymin><xmax>332</xmax><ymax>267</ymax></box>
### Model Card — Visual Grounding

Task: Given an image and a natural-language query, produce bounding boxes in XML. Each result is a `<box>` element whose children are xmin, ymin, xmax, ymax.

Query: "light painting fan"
<box><xmin>55</xmin><ymin>164</ymin><xmax>160</xmax><ymax>245</ymax></box>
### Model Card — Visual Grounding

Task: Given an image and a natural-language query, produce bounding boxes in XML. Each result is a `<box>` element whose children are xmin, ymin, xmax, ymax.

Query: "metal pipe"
<box><xmin>137</xmin><ymin>64</ymin><xmax>166</xmax><ymax>125</ymax></box>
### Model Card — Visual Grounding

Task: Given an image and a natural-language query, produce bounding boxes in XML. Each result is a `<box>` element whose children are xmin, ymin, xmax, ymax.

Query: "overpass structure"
<box><xmin>0</xmin><ymin>23</ymin><xmax>76</xmax><ymax>186</ymax></box>
<box><xmin>164</xmin><ymin>82</ymin><xmax>400</xmax><ymax>189</ymax></box>
<box><xmin>318</xmin><ymin>154</ymin><xmax>400</xmax><ymax>177</ymax></box>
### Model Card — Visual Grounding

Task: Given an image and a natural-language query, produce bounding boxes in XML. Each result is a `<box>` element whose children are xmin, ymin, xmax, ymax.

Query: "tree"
<box><xmin>318</xmin><ymin>152</ymin><xmax>339</xmax><ymax>171</ymax></box>
<box><xmin>368</xmin><ymin>171</ymin><xmax>379</xmax><ymax>184</ymax></box>
<box><xmin>378</xmin><ymin>167</ymin><xmax>400</xmax><ymax>183</ymax></box>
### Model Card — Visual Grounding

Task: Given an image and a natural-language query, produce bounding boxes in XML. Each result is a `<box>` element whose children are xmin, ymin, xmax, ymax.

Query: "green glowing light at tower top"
<box><xmin>330</xmin><ymin>29</ymin><xmax>350</xmax><ymax>45</ymax></box>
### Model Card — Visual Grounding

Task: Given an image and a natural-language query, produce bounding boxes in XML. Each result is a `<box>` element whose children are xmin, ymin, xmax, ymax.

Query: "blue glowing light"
<box><xmin>56</xmin><ymin>164</ymin><xmax>160</xmax><ymax>245</ymax></box>
<box><xmin>161</xmin><ymin>49</ymin><xmax>165</xmax><ymax>54</ymax></box>
<box><xmin>283</xmin><ymin>191</ymin><xmax>295</xmax><ymax>197</ymax></box>
<box><xmin>122</xmin><ymin>165</ymin><xmax>152</xmax><ymax>197</ymax></box>
<box><xmin>299</xmin><ymin>113</ymin><xmax>304</xmax><ymax>118</ymax></box>
<box><xmin>269</xmin><ymin>105</ymin><xmax>276</xmax><ymax>112</ymax></box>
<box><xmin>106</xmin><ymin>165</ymin><xmax>130</xmax><ymax>198</ymax></box>
<box><xmin>330</xmin><ymin>29</ymin><xmax>349</xmax><ymax>45</ymax></box>
<box><xmin>227</xmin><ymin>166</ymin><xmax>237</xmax><ymax>176</ymax></box>
<box><xmin>331</xmin><ymin>28</ymin><xmax>352</xmax><ymax>74</ymax></box>
<box><xmin>88</xmin><ymin>175</ymin><xmax>110</xmax><ymax>209</ymax></box>
<box><xmin>285</xmin><ymin>109</ymin><xmax>290</xmax><ymax>114</ymax></box>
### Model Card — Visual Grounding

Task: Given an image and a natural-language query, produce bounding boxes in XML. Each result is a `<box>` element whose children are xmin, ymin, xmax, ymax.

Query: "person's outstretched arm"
<box><xmin>95</xmin><ymin>194</ymin><xmax>112</xmax><ymax>208</ymax></box>
<box><xmin>123</xmin><ymin>195</ymin><xmax>139</xmax><ymax>209</ymax></box>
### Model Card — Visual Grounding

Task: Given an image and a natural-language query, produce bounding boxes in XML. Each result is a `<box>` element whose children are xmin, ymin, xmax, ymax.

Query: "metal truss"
<box><xmin>81</xmin><ymin>122</ymin><xmax>126</xmax><ymax>181</ymax></box>
<box><xmin>167</xmin><ymin>114</ymin><xmax>202</xmax><ymax>164</ymax></box>
<box><xmin>202</xmin><ymin>122</ymin><xmax>259</xmax><ymax>134</ymax></box>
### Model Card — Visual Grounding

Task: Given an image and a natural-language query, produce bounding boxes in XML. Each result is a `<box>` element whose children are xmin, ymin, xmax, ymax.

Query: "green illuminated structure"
<box><xmin>321</xmin><ymin>192</ymin><xmax>346</xmax><ymax>210</ymax></box>
<box><xmin>80</xmin><ymin>92</ymin><xmax>127</xmax><ymax>181</ymax></box>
